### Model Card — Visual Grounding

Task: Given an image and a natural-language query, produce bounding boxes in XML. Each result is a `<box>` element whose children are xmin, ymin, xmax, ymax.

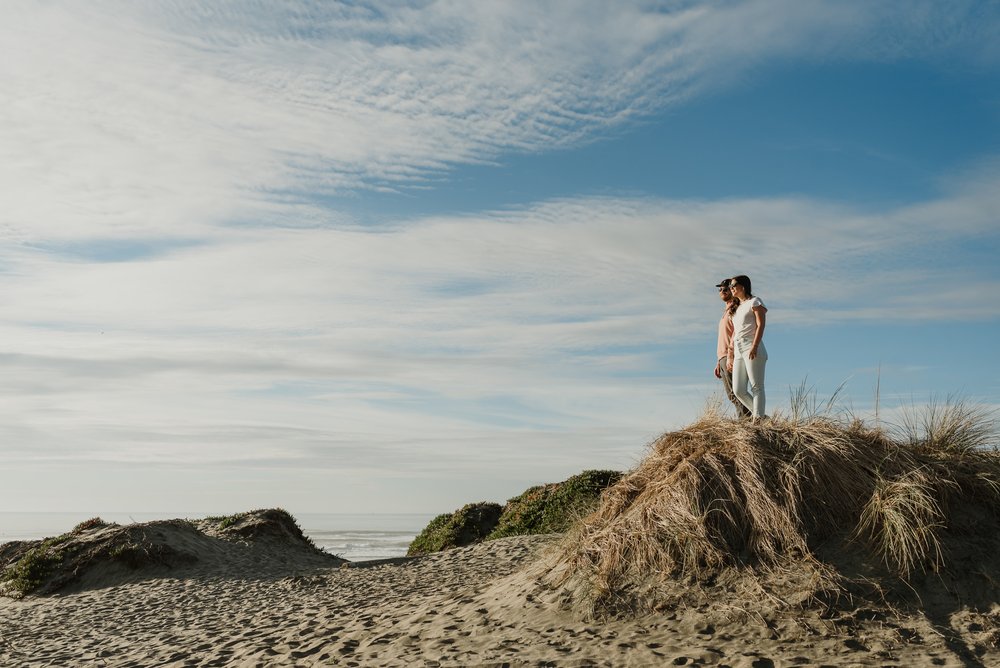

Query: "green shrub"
<box><xmin>407</xmin><ymin>502</ymin><xmax>502</xmax><ymax>556</ymax></box>
<box><xmin>406</xmin><ymin>471</ymin><xmax>624</xmax><ymax>556</ymax></box>
<box><xmin>487</xmin><ymin>470</ymin><xmax>622</xmax><ymax>540</ymax></box>
<box><xmin>1</xmin><ymin>541</ymin><xmax>65</xmax><ymax>597</ymax></box>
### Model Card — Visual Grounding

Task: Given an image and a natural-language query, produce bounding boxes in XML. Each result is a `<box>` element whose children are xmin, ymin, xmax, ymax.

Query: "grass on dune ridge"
<box><xmin>546</xmin><ymin>395</ymin><xmax>999</xmax><ymax>616</ymax></box>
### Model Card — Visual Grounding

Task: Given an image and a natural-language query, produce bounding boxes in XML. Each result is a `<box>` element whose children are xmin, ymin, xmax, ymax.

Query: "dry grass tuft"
<box><xmin>545</xmin><ymin>405</ymin><xmax>1000</xmax><ymax>616</ymax></box>
<box><xmin>895</xmin><ymin>398</ymin><xmax>997</xmax><ymax>455</ymax></box>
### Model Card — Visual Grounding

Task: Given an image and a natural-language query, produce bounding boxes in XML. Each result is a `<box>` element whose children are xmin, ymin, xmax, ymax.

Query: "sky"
<box><xmin>1</xmin><ymin>0</ymin><xmax>998</xmax><ymax>518</ymax></box>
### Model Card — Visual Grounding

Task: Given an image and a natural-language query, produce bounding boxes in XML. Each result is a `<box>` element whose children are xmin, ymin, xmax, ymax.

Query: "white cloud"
<box><xmin>3</xmin><ymin>0</ymin><xmax>997</xmax><ymax>244</ymax></box>
<box><xmin>0</xmin><ymin>172</ymin><xmax>996</xmax><ymax>482</ymax></box>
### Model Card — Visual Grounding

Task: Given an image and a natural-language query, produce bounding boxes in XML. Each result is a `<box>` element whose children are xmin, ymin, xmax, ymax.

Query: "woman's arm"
<box><xmin>750</xmin><ymin>305</ymin><xmax>767</xmax><ymax>360</ymax></box>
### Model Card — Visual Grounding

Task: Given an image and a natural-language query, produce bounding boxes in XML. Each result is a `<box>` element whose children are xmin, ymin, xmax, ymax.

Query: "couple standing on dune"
<box><xmin>714</xmin><ymin>275</ymin><xmax>768</xmax><ymax>420</ymax></box>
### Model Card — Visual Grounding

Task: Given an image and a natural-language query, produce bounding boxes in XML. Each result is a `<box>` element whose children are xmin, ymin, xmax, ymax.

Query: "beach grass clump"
<box><xmin>408</xmin><ymin>502</ymin><xmax>502</xmax><ymax>556</ymax></box>
<box><xmin>487</xmin><ymin>470</ymin><xmax>622</xmax><ymax>540</ymax></box>
<box><xmin>857</xmin><ymin>469</ymin><xmax>947</xmax><ymax>578</ymax></box>
<box><xmin>545</xmin><ymin>405</ymin><xmax>1000</xmax><ymax>616</ymax></box>
<box><xmin>896</xmin><ymin>398</ymin><xmax>996</xmax><ymax>455</ymax></box>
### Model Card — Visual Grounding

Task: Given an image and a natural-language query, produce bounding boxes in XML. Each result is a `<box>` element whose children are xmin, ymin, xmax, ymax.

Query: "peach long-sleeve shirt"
<box><xmin>717</xmin><ymin>309</ymin><xmax>735</xmax><ymax>361</ymax></box>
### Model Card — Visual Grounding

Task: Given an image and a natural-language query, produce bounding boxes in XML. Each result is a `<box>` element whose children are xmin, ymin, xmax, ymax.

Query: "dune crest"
<box><xmin>0</xmin><ymin>508</ymin><xmax>343</xmax><ymax>598</ymax></box>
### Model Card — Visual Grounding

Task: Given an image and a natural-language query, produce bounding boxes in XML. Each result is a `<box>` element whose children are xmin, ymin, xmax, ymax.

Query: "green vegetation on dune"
<box><xmin>1</xmin><ymin>508</ymin><xmax>334</xmax><ymax>598</ymax></box>
<box><xmin>1</xmin><ymin>540</ymin><xmax>66</xmax><ymax>597</ymax></box>
<box><xmin>407</xmin><ymin>502</ymin><xmax>502</xmax><ymax>556</ymax></box>
<box><xmin>407</xmin><ymin>470</ymin><xmax>623</xmax><ymax>556</ymax></box>
<box><xmin>487</xmin><ymin>470</ymin><xmax>623</xmax><ymax>540</ymax></box>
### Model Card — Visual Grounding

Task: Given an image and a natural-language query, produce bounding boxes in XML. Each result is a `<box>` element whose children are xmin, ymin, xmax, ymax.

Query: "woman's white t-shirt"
<box><xmin>733</xmin><ymin>296</ymin><xmax>765</xmax><ymax>341</ymax></box>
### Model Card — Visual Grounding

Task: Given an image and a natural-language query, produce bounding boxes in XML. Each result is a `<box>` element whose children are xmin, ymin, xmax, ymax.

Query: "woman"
<box><xmin>729</xmin><ymin>275</ymin><xmax>767</xmax><ymax>419</ymax></box>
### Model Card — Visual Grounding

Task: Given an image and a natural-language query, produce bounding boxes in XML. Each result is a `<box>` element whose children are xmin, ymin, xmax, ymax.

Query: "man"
<box><xmin>715</xmin><ymin>279</ymin><xmax>752</xmax><ymax>418</ymax></box>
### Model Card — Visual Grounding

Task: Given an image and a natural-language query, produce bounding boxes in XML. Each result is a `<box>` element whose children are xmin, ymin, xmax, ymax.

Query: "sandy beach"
<box><xmin>2</xmin><ymin>528</ymin><xmax>996</xmax><ymax>667</ymax></box>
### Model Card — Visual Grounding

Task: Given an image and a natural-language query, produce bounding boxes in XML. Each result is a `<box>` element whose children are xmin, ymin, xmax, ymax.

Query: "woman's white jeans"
<box><xmin>732</xmin><ymin>337</ymin><xmax>767</xmax><ymax>418</ymax></box>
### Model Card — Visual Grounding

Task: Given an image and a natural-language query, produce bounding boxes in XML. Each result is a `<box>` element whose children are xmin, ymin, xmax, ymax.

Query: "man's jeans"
<box><xmin>732</xmin><ymin>338</ymin><xmax>767</xmax><ymax>418</ymax></box>
<box><xmin>718</xmin><ymin>357</ymin><xmax>752</xmax><ymax>418</ymax></box>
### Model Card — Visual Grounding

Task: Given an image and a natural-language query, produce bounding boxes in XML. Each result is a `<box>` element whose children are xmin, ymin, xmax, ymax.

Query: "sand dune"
<box><xmin>2</xmin><ymin>530</ymin><xmax>996</xmax><ymax>666</ymax></box>
<box><xmin>4</xmin><ymin>409</ymin><xmax>1000</xmax><ymax>666</ymax></box>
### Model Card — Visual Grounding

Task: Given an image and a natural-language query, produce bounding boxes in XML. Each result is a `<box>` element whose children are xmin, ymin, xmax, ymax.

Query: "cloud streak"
<box><xmin>1</xmin><ymin>173</ymin><xmax>997</xmax><ymax>479</ymax></box>
<box><xmin>3</xmin><ymin>0</ymin><xmax>997</xmax><ymax>244</ymax></box>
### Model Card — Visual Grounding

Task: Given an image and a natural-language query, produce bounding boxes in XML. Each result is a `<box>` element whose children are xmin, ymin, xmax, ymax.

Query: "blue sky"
<box><xmin>1</xmin><ymin>0</ymin><xmax>998</xmax><ymax>517</ymax></box>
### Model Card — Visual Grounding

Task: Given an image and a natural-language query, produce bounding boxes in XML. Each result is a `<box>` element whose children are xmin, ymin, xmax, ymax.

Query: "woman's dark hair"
<box><xmin>731</xmin><ymin>275</ymin><xmax>752</xmax><ymax>298</ymax></box>
<box><xmin>726</xmin><ymin>294</ymin><xmax>739</xmax><ymax>316</ymax></box>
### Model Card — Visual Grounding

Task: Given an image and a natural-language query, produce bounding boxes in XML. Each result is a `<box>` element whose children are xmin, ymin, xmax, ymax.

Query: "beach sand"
<box><xmin>2</xmin><ymin>529</ymin><xmax>997</xmax><ymax>667</ymax></box>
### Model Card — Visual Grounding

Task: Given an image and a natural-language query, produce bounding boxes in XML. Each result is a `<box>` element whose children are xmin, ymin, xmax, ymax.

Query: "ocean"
<box><xmin>0</xmin><ymin>511</ymin><xmax>437</xmax><ymax>562</ymax></box>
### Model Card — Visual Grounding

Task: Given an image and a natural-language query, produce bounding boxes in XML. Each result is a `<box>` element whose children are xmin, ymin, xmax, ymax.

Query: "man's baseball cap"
<box><xmin>715</xmin><ymin>279</ymin><xmax>731</xmax><ymax>288</ymax></box>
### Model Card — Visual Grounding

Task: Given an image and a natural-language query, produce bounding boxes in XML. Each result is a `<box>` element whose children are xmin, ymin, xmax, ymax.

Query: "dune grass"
<box><xmin>545</xmin><ymin>401</ymin><xmax>999</xmax><ymax>616</ymax></box>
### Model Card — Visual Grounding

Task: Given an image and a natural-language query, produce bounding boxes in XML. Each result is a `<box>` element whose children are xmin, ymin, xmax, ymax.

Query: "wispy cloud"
<box><xmin>3</xmin><ymin>0</ymin><xmax>997</xmax><ymax>244</ymax></box>
<box><xmin>1</xmin><ymin>172</ymin><xmax>997</xmax><ymax>479</ymax></box>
